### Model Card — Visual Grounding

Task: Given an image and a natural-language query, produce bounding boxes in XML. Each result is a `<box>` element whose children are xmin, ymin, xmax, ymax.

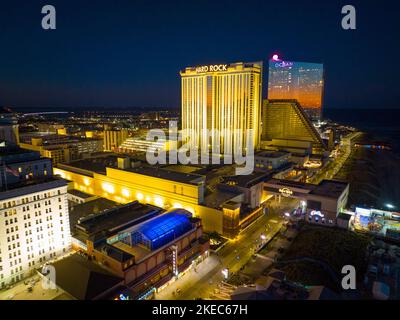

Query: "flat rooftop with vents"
<box><xmin>57</xmin><ymin>155</ymin><xmax>205</xmax><ymax>185</ymax></box>
<box><xmin>105</xmin><ymin>209</ymin><xmax>197</xmax><ymax>262</ymax></box>
<box><xmin>310</xmin><ymin>180</ymin><xmax>349</xmax><ymax>198</ymax></box>
<box><xmin>74</xmin><ymin>201</ymin><xmax>164</xmax><ymax>242</ymax></box>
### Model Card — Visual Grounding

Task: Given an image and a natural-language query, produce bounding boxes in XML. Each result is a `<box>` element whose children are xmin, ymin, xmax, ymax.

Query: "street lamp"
<box><xmin>260</xmin><ymin>234</ymin><xmax>267</xmax><ymax>241</ymax></box>
<box><xmin>386</xmin><ymin>203</ymin><xmax>395</xmax><ymax>209</ymax></box>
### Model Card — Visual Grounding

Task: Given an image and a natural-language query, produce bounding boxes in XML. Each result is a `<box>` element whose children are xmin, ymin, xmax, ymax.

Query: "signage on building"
<box><xmin>279</xmin><ymin>187</ymin><xmax>293</xmax><ymax>197</ymax></box>
<box><xmin>274</xmin><ymin>61</ymin><xmax>294</xmax><ymax>68</ymax></box>
<box><xmin>196</xmin><ymin>64</ymin><xmax>228</xmax><ymax>73</ymax></box>
<box><xmin>137</xmin><ymin>287</ymin><xmax>156</xmax><ymax>300</ymax></box>
<box><xmin>171</xmin><ymin>245</ymin><xmax>178</xmax><ymax>277</ymax></box>
<box><xmin>310</xmin><ymin>210</ymin><xmax>324</xmax><ymax>217</ymax></box>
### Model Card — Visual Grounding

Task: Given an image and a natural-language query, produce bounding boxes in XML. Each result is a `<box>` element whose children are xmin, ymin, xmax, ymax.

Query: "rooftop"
<box><xmin>265</xmin><ymin>178</ymin><xmax>349</xmax><ymax>199</ymax></box>
<box><xmin>58</xmin><ymin>155</ymin><xmax>120</xmax><ymax>175</ymax></box>
<box><xmin>125</xmin><ymin>166</ymin><xmax>205</xmax><ymax>185</ymax></box>
<box><xmin>75</xmin><ymin>201</ymin><xmax>163</xmax><ymax>241</ymax></box>
<box><xmin>0</xmin><ymin>176</ymin><xmax>66</xmax><ymax>197</ymax></box>
<box><xmin>42</xmin><ymin>253</ymin><xmax>123</xmax><ymax>300</ymax></box>
<box><xmin>137</xmin><ymin>209</ymin><xmax>193</xmax><ymax>250</ymax></box>
<box><xmin>222</xmin><ymin>171</ymin><xmax>269</xmax><ymax>188</ymax></box>
<box><xmin>96</xmin><ymin>209</ymin><xmax>196</xmax><ymax>262</ymax></box>
<box><xmin>255</xmin><ymin>151</ymin><xmax>290</xmax><ymax>158</ymax></box>
<box><xmin>310</xmin><ymin>180</ymin><xmax>349</xmax><ymax>198</ymax></box>
<box><xmin>58</xmin><ymin>155</ymin><xmax>205</xmax><ymax>185</ymax></box>
<box><xmin>69</xmin><ymin>197</ymin><xmax>118</xmax><ymax>234</ymax></box>
<box><xmin>68</xmin><ymin>189</ymin><xmax>95</xmax><ymax>199</ymax></box>
<box><xmin>0</xmin><ymin>145</ymin><xmax>42</xmax><ymax>163</ymax></box>
<box><xmin>111</xmin><ymin>241</ymin><xmax>148</xmax><ymax>262</ymax></box>
<box><xmin>96</xmin><ymin>243</ymin><xmax>134</xmax><ymax>263</ymax></box>
<box><xmin>203</xmin><ymin>189</ymin><xmax>242</xmax><ymax>209</ymax></box>
<box><xmin>181</xmin><ymin>61</ymin><xmax>263</xmax><ymax>74</ymax></box>
<box><xmin>266</xmin><ymin>178</ymin><xmax>313</xmax><ymax>190</ymax></box>
<box><xmin>20</xmin><ymin>132</ymin><xmax>102</xmax><ymax>146</ymax></box>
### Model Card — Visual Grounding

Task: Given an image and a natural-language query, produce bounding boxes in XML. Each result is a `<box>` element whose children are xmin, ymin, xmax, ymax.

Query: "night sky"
<box><xmin>0</xmin><ymin>0</ymin><xmax>399</xmax><ymax>110</ymax></box>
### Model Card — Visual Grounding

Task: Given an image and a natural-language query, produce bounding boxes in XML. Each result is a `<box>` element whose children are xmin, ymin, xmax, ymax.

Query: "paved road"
<box><xmin>155</xmin><ymin>203</ymin><xmax>290</xmax><ymax>300</ymax></box>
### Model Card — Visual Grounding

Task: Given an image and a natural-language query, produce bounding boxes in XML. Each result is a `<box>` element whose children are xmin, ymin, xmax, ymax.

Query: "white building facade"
<box><xmin>0</xmin><ymin>179</ymin><xmax>71</xmax><ymax>287</ymax></box>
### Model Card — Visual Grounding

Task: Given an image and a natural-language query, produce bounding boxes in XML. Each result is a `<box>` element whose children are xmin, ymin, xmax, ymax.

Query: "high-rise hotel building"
<box><xmin>268</xmin><ymin>56</ymin><xmax>324</xmax><ymax>119</ymax></box>
<box><xmin>103</xmin><ymin>127</ymin><xmax>129</xmax><ymax>152</ymax></box>
<box><xmin>180</xmin><ymin>62</ymin><xmax>263</xmax><ymax>153</ymax></box>
<box><xmin>0</xmin><ymin>145</ymin><xmax>71</xmax><ymax>287</ymax></box>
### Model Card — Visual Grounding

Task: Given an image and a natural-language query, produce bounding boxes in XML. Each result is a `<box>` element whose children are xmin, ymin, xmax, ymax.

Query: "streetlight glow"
<box><xmin>222</xmin><ymin>268</ymin><xmax>229</xmax><ymax>279</ymax></box>
<box><xmin>260</xmin><ymin>234</ymin><xmax>267</xmax><ymax>240</ymax></box>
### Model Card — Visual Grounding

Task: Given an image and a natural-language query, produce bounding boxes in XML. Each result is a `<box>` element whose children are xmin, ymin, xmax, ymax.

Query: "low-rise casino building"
<box><xmin>264</xmin><ymin>178</ymin><xmax>349</xmax><ymax>225</ymax></box>
<box><xmin>53</xmin><ymin>154</ymin><xmax>268</xmax><ymax>239</ymax></box>
<box><xmin>71</xmin><ymin>201</ymin><xmax>209</xmax><ymax>299</ymax></box>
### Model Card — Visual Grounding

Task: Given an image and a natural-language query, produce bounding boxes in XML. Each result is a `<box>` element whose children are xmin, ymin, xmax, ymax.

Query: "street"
<box><xmin>155</xmin><ymin>199</ymin><xmax>295</xmax><ymax>300</ymax></box>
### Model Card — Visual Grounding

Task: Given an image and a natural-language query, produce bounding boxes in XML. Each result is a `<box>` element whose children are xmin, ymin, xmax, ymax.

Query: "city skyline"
<box><xmin>0</xmin><ymin>0</ymin><xmax>399</xmax><ymax>110</ymax></box>
<box><xmin>1</xmin><ymin>0</ymin><xmax>400</xmax><ymax>305</ymax></box>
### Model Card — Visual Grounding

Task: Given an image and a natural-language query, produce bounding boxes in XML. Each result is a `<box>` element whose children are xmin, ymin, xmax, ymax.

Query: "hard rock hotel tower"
<box><xmin>180</xmin><ymin>62</ymin><xmax>262</xmax><ymax>154</ymax></box>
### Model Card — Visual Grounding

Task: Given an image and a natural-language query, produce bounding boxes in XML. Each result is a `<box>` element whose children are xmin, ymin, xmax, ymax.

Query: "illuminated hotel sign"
<box><xmin>274</xmin><ymin>61</ymin><xmax>294</xmax><ymax>68</ymax></box>
<box><xmin>279</xmin><ymin>187</ymin><xmax>293</xmax><ymax>197</ymax></box>
<box><xmin>196</xmin><ymin>64</ymin><xmax>227</xmax><ymax>73</ymax></box>
<box><xmin>310</xmin><ymin>210</ymin><xmax>324</xmax><ymax>217</ymax></box>
<box><xmin>171</xmin><ymin>245</ymin><xmax>178</xmax><ymax>277</ymax></box>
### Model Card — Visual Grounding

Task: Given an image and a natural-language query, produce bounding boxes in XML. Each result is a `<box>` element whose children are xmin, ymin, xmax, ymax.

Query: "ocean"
<box><xmin>324</xmin><ymin>108</ymin><xmax>400</xmax><ymax>155</ymax></box>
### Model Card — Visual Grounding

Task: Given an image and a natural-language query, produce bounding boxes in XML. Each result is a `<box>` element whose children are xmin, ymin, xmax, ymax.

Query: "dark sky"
<box><xmin>0</xmin><ymin>0</ymin><xmax>399</xmax><ymax>110</ymax></box>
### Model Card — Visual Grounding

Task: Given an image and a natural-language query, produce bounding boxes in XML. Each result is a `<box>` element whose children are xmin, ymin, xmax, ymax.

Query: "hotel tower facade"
<box><xmin>180</xmin><ymin>62</ymin><xmax>263</xmax><ymax>153</ymax></box>
<box><xmin>268</xmin><ymin>56</ymin><xmax>324</xmax><ymax>120</ymax></box>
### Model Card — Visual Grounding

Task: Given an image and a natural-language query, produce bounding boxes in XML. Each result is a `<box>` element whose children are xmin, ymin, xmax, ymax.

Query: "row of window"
<box><xmin>5</xmin><ymin>226</ymin><xmax>19</xmax><ymax>234</ymax></box>
<box><xmin>0</xmin><ymin>248</ymin><xmax>67</xmax><ymax>287</ymax></box>
<box><xmin>1</xmin><ymin>190</ymin><xmax>63</xmax><ymax>210</ymax></box>
<box><xmin>8</xmin><ymin>250</ymin><xmax>21</xmax><ymax>259</ymax></box>
<box><xmin>4</xmin><ymin>217</ymin><xmax>18</xmax><ymax>225</ymax></box>
<box><xmin>6</xmin><ymin>234</ymin><xmax>20</xmax><ymax>242</ymax></box>
<box><xmin>7</xmin><ymin>242</ymin><xmax>20</xmax><ymax>250</ymax></box>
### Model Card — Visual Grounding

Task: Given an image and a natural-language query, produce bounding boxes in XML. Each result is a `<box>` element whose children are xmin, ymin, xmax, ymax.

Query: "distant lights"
<box><xmin>272</xmin><ymin>54</ymin><xmax>279</xmax><ymax>61</ymax></box>
<box><xmin>260</xmin><ymin>234</ymin><xmax>267</xmax><ymax>240</ymax></box>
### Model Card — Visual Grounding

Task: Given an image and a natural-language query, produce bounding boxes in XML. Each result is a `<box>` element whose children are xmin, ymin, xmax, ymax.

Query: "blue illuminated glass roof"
<box><xmin>138</xmin><ymin>210</ymin><xmax>193</xmax><ymax>250</ymax></box>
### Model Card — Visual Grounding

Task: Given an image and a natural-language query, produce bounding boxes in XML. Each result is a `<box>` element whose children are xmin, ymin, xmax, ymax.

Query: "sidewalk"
<box><xmin>155</xmin><ymin>254</ymin><xmax>221</xmax><ymax>300</ymax></box>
